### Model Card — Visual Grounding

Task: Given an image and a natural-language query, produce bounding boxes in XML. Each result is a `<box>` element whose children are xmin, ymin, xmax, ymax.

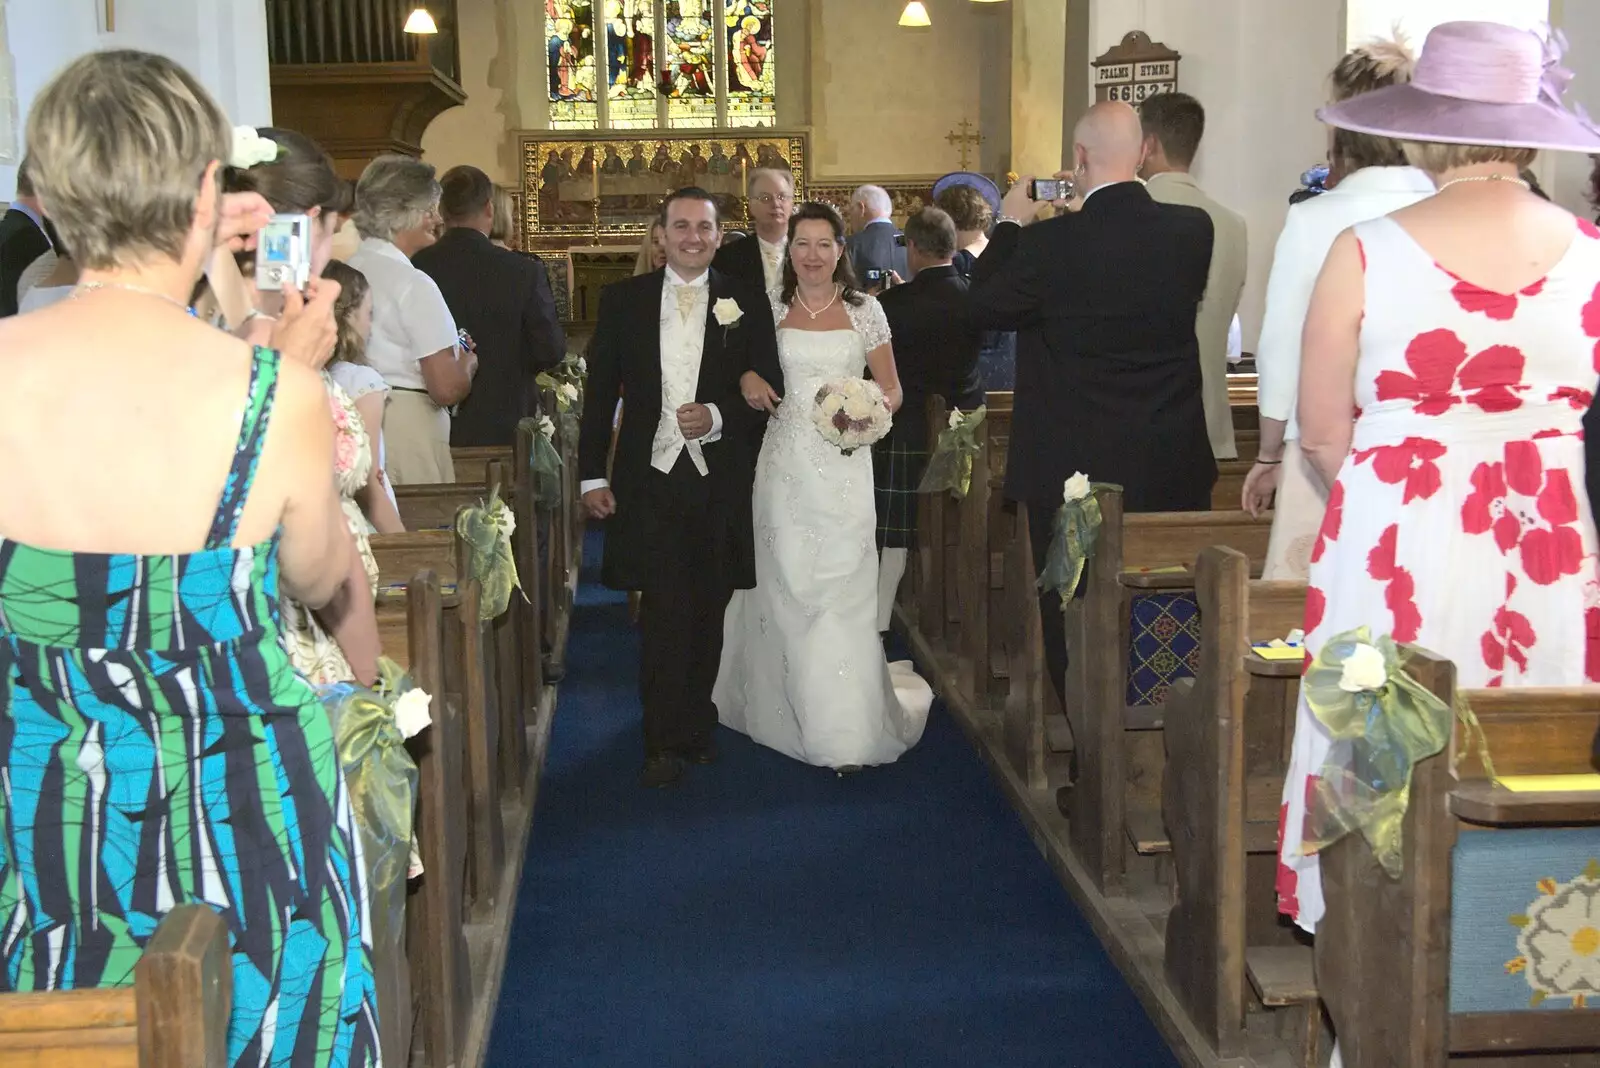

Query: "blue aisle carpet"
<box><xmin>485</xmin><ymin>531</ymin><xmax>1180</xmax><ymax>1067</ymax></box>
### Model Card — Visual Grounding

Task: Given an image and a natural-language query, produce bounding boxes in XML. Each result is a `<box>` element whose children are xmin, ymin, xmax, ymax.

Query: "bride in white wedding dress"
<box><xmin>714</xmin><ymin>202</ymin><xmax>934</xmax><ymax>769</ymax></box>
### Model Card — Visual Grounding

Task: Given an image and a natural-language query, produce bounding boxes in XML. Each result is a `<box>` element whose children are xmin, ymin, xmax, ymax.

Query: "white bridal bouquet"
<box><xmin>811</xmin><ymin>377</ymin><xmax>891</xmax><ymax>456</ymax></box>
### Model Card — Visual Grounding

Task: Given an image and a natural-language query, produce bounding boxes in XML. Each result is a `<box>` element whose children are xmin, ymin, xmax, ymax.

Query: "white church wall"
<box><xmin>0</xmin><ymin>0</ymin><xmax>270</xmax><ymax>201</ymax></box>
<box><xmin>1089</xmin><ymin>0</ymin><xmax>1343</xmax><ymax>351</ymax></box>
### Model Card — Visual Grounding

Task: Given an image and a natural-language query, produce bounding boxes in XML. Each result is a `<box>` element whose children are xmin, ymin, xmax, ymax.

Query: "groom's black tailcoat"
<box><xmin>578</xmin><ymin>266</ymin><xmax>782</xmax><ymax>756</ymax></box>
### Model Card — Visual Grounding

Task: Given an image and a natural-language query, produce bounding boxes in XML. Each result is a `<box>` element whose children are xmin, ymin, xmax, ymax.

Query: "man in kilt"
<box><xmin>873</xmin><ymin>206</ymin><xmax>985</xmax><ymax>632</ymax></box>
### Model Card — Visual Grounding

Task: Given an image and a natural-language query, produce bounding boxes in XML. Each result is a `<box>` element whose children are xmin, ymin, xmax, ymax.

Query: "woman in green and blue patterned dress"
<box><xmin>0</xmin><ymin>51</ymin><xmax>381</xmax><ymax>1065</ymax></box>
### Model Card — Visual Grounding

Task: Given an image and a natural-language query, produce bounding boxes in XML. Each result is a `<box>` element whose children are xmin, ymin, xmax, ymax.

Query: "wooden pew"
<box><xmin>1058</xmin><ymin>489</ymin><xmax>1273</xmax><ymax>896</ymax></box>
<box><xmin>948</xmin><ymin>391</ymin><xmax>1011</xmax><ymax>709</ymax></box>
<box><xmin>372</xmin><ymin>532</ymin><xmax>506</xmax><ymax>919</ymax></box>
<box><xmin>1161</xmin><ymin>546</ymin><xmax>1315</xmax><ymax>1063</ymax></box>
<box><xmin>1212</xmin><ymin>459</ymin><xmax>1251</xmax><ymax>512</ymax></box>
<box><xmin>394</xmin><ymin>458</ymin><xmax>508</xmax><ymax>531</ymax></box>
<box><xmin>375</xmin><ymin>572</ymin><xmax>470</xmax><ymax>1068</ymax></box>
<box><xmin>1320</xmin><ymin>668</ymin><xmax>1600</xmax><ymax>1066</ymax></box>
<box><xmin>538</xmin><ymin>391</ymin><xmax>581</xmax><ymax>680</ymax></box>
<box><xmin>0</xmin><ymin>904</ymin><xmax>231</xmax><ymax>1068</ymax></box>
<box><xmin>451</xmin><ymin>445</ymin><xmax>512</xmax><ymax>488</ymax></box>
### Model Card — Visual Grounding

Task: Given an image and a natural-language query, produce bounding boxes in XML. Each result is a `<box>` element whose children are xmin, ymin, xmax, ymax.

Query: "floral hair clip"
<box><xmin>230</xmin><ymin>126</ymin><xmax>281</xmax><ymax>170</ymax></box>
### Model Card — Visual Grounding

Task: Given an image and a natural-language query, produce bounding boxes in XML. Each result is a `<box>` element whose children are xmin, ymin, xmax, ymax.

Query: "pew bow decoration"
<box><xmin>456</xmin><ymin>489</ymin><xmax>524</xmax><ymax>619</ymax></box>
<box><xmin>1036</xmin><ymin>474</ymin><xmax>1113</xmax><ymax>610</ymax></box>
<box><xmin>1299</xmin><ymin>627</ymin><xmax>1493</xmax><ymax>877</ymax></box>
<box><xmin>916</xmin><ymin>405</ymin><xmax>986</xmax><ymax>500</ymax></box>
<box><xmin>520</xmin><ymin>415</ymin><xmax>565</xmax><ymax>511</ymax></box>
<box><xmin>319</xmin><ymin>654</ymin><xmax>425</xmax><ymax>960</ymax></box>
<box><xmin>537</xmin><ymin>351</ymin><xmax>588</xmax><ymax>440</ymax></box>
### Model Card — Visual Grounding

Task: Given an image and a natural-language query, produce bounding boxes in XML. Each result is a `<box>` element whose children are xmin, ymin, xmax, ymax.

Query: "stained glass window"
<box><xmin>544</xmin><ymin>0</ymin><xmax>775</xmax><ymax>129</ymax></box>
<box><xmin>724</xmin><ymin>0</ymin><xmax>774</xmax><ymax>127</ymax></box>
<box><xmin>548</xmin><ymin>0</ymin><xmax>599</xmax><ymax>129</ymax></box>
<box><xmin>661</xmin><ymin>0</ymin><xmax>716</xmax><ymax>128</ymax></box>
<box><xmin>605</xmin><ymin>0</ymin><xmax>660</xmax><ymax>128</ymax></box>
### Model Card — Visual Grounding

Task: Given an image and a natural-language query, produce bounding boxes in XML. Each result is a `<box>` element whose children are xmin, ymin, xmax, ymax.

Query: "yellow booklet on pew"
<box><xmin>1252</xmin><ymin>645</ymin><xmax>1308</xmax><ymax>661</ymax></box>
<box><xmin>1498</xmin><ymin>774</ymin><xmax>1600</xmax><ymax>794</ymax></box>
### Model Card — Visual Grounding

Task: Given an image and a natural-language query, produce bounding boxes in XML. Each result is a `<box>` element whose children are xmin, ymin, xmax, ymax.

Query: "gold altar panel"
<box><xmin>517</xmin><ymin>130</ymin><xmax>807</xmax><ymax>247</ymax></box>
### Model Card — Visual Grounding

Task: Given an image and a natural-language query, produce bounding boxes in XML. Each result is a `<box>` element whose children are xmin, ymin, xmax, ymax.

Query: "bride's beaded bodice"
<box><xmin>766</xmin><ymin>294</ymin><xmax>892</xmax><ymax>452</ymax></box>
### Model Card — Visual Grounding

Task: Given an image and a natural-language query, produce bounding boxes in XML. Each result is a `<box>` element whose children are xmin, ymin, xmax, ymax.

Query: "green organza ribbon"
<box><xmin>1036</xmin><ymin>485</ymin><xmax>1114</xmax><ymax>610</ymax></box>
<box><xmin>456</xmin><ymin>490</ymin><xmax>522</xmax><ymax>619</ymax></box>
<box><xmin>519</xmin><ymin>417</ymin><xmax>565</xmax><ymax>511</ymax></box>
<box><xmin>916</xmin><ymin>405</ymin><xmax>986</xmax><ymax>500</ymax></box>
<box><xmin>1301</xmin><ymin>627</ymin><xmax>1486</xmax><ymax>876</ymax></box>
<box><xmin>320</xmin><ymin>658</ymin><xmax>419</xmax><ymax>969</ymax></box>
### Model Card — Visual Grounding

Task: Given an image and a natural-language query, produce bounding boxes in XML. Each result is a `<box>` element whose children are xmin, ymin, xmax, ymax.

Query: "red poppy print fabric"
<box><xmin>1278</xmin><ymin>215</ymin><xmax>1600</xmax><ymax>937</ymax></box>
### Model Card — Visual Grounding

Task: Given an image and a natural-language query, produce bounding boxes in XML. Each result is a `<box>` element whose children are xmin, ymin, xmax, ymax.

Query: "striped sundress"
<box><xmin>0</xmin><ymin>347</ymin><xmax>381</xmax><ymax>1066</ymax></box>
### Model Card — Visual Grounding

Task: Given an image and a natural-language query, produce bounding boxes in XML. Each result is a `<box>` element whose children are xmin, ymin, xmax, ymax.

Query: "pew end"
<box><xmin>0</xmin><ymin>904</ymin><xmax>231</xmax><ymax>1068</ymax></box>
<box><xmin>1321</xmin><ymin>664</ymin><xmax>1600</xmax><ymax>1066</ymax></box>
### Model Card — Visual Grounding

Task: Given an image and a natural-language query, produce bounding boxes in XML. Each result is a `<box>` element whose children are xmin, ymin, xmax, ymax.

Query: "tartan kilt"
<box><xmin>873</xmin><ymin>430</ymin><xmax>929</xmax><ymax>550</ymax></box>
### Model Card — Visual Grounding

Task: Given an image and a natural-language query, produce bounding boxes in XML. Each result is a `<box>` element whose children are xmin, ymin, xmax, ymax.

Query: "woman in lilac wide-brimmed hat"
<box><xmin>1277</xmin><ymin>19</ymin><xmax>1600</xmax><ymax>1049</ymax></box>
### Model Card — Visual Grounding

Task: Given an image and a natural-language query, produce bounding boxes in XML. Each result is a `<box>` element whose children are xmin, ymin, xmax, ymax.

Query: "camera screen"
<box><xmin>261</xmin><ymin>222</ymin><xmax>296</xmax><ymax>264</ymax></box>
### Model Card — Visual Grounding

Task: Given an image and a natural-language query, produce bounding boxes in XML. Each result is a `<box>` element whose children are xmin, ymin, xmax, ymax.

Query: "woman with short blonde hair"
<box><xmin>0</xmin><ymin>49</ymin><xmax>381</xmax><ymax>1065</ymax></box>
<box><xmin>349</xmin><ymin>154</ymin><xmax>478</xmax><ymax>484</ymax></box>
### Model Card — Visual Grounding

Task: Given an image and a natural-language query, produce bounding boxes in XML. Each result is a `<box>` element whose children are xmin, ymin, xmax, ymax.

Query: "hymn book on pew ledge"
<box><xmin>1498</xmin><ymin>774</ymin><xmax>1600</xmax><ymax>794</ymax></box>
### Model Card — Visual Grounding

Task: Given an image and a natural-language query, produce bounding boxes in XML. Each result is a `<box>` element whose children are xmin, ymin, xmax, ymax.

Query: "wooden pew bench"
<box><xmin>1161</xmin><ymin>546</ymin><xmax>1315</xmax><ymax>1063</ymax></box>
<box><xmin>1320</xmin><ymin>671</ymin><xmax>1600</xmax><ymax>1066</ymax></box>
<box><xmin>0</xmin><ymin>905</ymin><xmax>230</xmax><ymax>1068</ymax></box>
<box><xmin>393</xmin><ymin>458</ymin><xmax>509</xmax><ymax>532</ymax></box>
<box><xmin>1055</xmin><ymin>488</ymin><xmax>1273</xmax><ymax>896</ymax></box>
<box><xmin>451</xmin><ymin>445</ymin><xmax>513</xmax><ymax>488</ymax></box>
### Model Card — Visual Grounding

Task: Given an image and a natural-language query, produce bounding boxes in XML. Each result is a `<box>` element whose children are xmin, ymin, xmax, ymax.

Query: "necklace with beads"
<box><xmin>795</xmin><ymin>284</ymin><xmax>841</xmax><ymax>320</ymax></box>
<box><xmin>73</xmin><ymin>280</ymin><xmax>192</xmax><ymax>314</ymax></box>
<box><xmin>1436</xmin><ymin>173</ymin><xmax>1531</xmax><ymax>195</ymax></box>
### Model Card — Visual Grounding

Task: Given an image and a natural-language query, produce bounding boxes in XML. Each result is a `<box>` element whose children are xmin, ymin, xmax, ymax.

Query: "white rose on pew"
<box><xmin>575</xmin><ymin>356</ymin><xmax>587</xmax><ymax>375</ymax></box>
<box><xmin>1063</xmin><ymin>472</ymin><xmax>1091</xmax><ymax>503</ymax></box>
<box><xmin>1338</xmin><ymin>642</ymin><xmax>1388</xmax><ymax>693</ymax></box>
<box><xmin>393</xmin><ymin>687</ymin><xmax>433</xmax><ymax>739</ymax></box>
<box><xmin>948</xmin><ymin>409</ymin><xmax>962</xmax><ymax>430</ymax></box>
<box><xmin>538</xmin><ymin>415</ymin><xmax>556</xmax><ymax>441</ymax></box>
<box><xmin>713</xmin><ymin>297</ymin><xmax>744</xmax><ymax>327</ymax></box>
<box><xmin>560</xmin><ymin>382</ymin><xmax>580</xmax><ymax>404</ymax></box>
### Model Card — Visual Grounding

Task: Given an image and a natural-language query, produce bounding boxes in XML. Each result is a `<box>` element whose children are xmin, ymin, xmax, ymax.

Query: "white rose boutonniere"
<box><xmin>1337</xmin><ymin>642</ymin><xmax>1388</xmax><ymax>693</ymax></box>
<box><xmin>230</xmin><ymin>126</ymin><xmax>280</xmax><ymax>170</ymax></box>
<box><xmin>1063</xmin><ymin>472</ymin><xmax>1092</xmax><ymax>504</ymax></box>
<box><xmin>392</xmin><ymin>687</ymin><xmax>434</xmax><ymax>740</ymax></box>
<box><xmin>713</xmin><ymin>297</ymin><xmax>744</xmax><ymax>328</ymax></box>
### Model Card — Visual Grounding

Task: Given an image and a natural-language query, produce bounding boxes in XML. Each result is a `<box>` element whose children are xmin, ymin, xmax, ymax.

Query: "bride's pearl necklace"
<box><xmin>795</xmin><ymin>285</ymin><xmax>841</xmax><ymax>320</ymax></box>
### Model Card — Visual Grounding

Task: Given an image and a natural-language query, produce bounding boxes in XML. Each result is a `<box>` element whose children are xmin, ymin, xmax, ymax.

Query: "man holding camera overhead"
<box><xmin>967</xmin><ymin>100</ymin><xmax>1215</xmax><ymax>749</ymax></box>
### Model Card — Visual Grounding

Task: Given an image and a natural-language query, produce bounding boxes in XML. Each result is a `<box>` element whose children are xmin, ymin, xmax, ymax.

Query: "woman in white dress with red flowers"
<box><xmin>714</xmin><ymin>202</ymin><xmax>933</xmax><ymax>769</ymax></box>
<box><xmin>1277</xmin><ymin>21</ymin><xmax>1600</xmax><ymax>937</ymax></box>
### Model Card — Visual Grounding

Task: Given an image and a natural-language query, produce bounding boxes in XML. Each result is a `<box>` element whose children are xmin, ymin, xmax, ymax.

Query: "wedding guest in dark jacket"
<box><xmin>969</xmin><ymin>101</ymin><xmax>1214</xmax><ymax>727</ymax></box>
<box><xmin>414</xmin><ymin>165</ymin><xmax>566</xmax><ymax>446</ymax></box>
<box><xmin>871</xmin><ymin>206</ymin><xmax>984</xmax><ymax>631</ymax></box>
<box><xmin>0</xmin><ymin>159</ymin><xmax>54</xmax><ymax>317</ymax></box>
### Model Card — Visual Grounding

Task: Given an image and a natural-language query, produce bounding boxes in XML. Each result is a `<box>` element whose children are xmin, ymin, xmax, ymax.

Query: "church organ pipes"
<box><xmin>266</xmin><ymin>0</ymin><xmax>456</xmax><ymax>68</ymax></box>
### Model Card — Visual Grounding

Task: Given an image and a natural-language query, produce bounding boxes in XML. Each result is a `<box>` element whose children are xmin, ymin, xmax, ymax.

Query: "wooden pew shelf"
<box><xmin>1449</xmin><ymin>782</ymin><xmax>1600</xmax><ymax>826</ymax></box>
<box><xmin>1244</xmin><ymin>945</ymin><xmax>1316</xmax><ymax>1008</ymax></box>
<box><xmin>1244</xmin><ymin>653</ymin><xmax>1304</xmax><ymax>679</ymax></box>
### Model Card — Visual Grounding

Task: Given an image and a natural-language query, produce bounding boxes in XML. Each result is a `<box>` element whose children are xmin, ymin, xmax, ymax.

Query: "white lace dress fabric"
<box><xmin>713</xmin><ymin>295</ymin><xmax>934</xmax><ymax>768</ymax></box>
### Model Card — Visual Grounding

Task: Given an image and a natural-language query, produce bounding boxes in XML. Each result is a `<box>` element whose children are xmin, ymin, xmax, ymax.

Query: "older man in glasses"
<box><xmin>713</xmin><ymin>166</ymin><xmax>793</xmax><ymax>293</ymax></box>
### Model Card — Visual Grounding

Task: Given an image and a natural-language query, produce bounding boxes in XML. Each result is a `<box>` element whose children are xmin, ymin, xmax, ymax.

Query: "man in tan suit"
<box><xmin>1139</xmin><ymin>92</ymin><xmax>1246</xmax><ymax>460</ymax></box>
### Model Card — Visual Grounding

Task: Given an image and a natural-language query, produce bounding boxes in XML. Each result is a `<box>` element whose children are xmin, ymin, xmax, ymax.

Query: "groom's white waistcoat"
<box><xmin>653</xmin><ymin>267</ymin><xmax>723</xmax><ymax>476</ymax></box>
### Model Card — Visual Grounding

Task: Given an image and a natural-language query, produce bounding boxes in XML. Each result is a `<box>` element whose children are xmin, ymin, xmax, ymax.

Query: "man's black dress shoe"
<box><xmin>679</xmin><ymin>734</ymin><xmax>719</xmax><ymax>765</ymax></box>
<box><xmin>639</xmin><ymin>753</ymin><xmax>686</xmax><ymax>788</ymax></box>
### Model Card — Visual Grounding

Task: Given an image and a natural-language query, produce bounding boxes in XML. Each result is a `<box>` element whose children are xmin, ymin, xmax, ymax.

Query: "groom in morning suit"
<box><xmin>579</xmin><ymin>187</ymin><xmax>783</xmax><ymax>788</ymax></box>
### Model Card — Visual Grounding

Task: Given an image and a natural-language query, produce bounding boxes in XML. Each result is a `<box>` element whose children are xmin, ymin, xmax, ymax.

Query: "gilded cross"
<box><xmin>945</xmin><ymin>119</ymin><xmax>984</xmax><ymax>171</ymax></box>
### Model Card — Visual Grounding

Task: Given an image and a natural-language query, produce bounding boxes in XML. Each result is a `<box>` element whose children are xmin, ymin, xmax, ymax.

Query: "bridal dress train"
<box><xmin>713</xmin><ymin>295</ymin><xmax>934</xmax><ymax>768</ymax></box>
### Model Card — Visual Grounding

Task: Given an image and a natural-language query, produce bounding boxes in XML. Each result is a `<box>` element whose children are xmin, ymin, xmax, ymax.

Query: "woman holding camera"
<box><xmin>0</xmin><ymin>50</ymin><xmax>380</xmax><ymax>1065</ymax></box>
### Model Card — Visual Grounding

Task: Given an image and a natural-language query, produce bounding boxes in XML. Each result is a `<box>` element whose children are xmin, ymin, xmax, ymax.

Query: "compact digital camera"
<box><xmin>255</xmin><ymin>213</ymin><xmax>313</xmax><ymax>292</ymax></box>
<box><xmin>1029</xmin><ymin>177</ymin><xmax>1075</xmax><ymax>202</ymax></box>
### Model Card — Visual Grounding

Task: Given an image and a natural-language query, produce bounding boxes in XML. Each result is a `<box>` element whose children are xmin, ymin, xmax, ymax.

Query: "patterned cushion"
<box><xmin>1451</xmin><ymin>828</ymin><xmax>1600</xmax><ymax>1013</ymax></box>
<box><xmin>1124</xmin><ymin>591</ymin><xmax>1202</xmax><ymax>707</ymax></box>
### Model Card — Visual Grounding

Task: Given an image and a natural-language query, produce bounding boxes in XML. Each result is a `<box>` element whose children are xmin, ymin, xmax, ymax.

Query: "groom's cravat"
<box><xmin>652</xmin><ymin>268</ymin><xmax>721</xmax><ymax>477</ymax></box>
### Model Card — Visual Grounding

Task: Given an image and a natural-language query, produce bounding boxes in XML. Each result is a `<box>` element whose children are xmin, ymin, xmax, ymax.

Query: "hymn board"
<box><xmin>1092</xmin><ymin>31</ymin><xmax>1182</xmax><ymax>105</ymax></box>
